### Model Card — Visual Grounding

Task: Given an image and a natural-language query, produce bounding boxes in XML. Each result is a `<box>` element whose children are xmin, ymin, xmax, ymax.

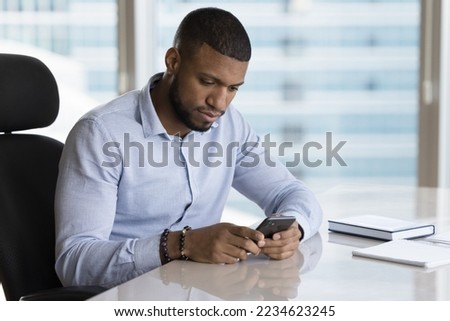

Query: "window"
<box><xmin>150</xmin><ymin>0</ymin><xmax>420</xmax><ymax>186</ymax></box>
<box><xmin>138</xmin><ymin>0</ymin><xmax>421</xmax><ymax>215</ymax></box>
<box><xmin>0</xmin><ymin>0</ymin><xmax>118</xmax><ymax>141</ymax></box>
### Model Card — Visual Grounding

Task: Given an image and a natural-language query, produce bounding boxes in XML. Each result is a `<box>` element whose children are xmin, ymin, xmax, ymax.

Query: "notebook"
<box><xmin>328</xmin><ymin>215</ymin><xmax>435</xmax><ymax>241</ymax></box>
<box><xmin>352</xmin><ymin>239</ymin><xmax>450</xmax><ymax>268</ymax></box>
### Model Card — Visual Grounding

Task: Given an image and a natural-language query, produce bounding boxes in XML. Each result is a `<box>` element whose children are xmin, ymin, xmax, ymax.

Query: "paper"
<box><xmin>424</xmin><ymin>231</ymin><xmax>450</xmax><ymax>245</ymax></box>
<box><xmin>352</xmin><ymin>239</ymin><xmax>450</xmax><ymax>268</ymax></box>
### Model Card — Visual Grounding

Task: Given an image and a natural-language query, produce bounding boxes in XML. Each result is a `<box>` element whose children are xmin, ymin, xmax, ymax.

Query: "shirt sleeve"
<box><xmin>230</xmin><ymin>110</ymin><xmax>323</xmax><ymax>241</ymax></box>
<box><xmin>54</xmin><ymin>117</ymin><xmax>160</xmax><ymax>288</ymax></box>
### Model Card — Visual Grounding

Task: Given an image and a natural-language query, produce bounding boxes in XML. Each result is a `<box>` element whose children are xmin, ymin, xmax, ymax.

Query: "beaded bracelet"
<box><xmin>160</xmin><ymin>228</ymin><xmax>172</xmax><ymax>264</ymax></box>
<box><xmin>179</xmin><ymin>225</ymin><xmax>191</xmax><ymax>260</ymax></box>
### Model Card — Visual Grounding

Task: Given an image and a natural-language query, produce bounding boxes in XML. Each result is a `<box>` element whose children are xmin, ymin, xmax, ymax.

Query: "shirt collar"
<box><xmin>138</xmin><ymin>72</ymin><xmax>219</xmax><ymax>139</ymax></box>
<box><xmin>139</xmin><ymin>73</ymin><xmax>167</xmax><ymax>138</ymax></box>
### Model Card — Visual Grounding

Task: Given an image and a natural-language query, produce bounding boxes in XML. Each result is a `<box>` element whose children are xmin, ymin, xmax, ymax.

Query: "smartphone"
<box><xmin>256</xmin><ymin>215</ymin><xmax>296</xmax><ymax>238</ymax></box>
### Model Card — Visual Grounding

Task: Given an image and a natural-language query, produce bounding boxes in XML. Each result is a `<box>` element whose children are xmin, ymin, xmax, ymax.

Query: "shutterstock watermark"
<box><xmin>101</xmin><ymin>132</ymin><xmax>347</xmax><ymax>168</ymax></box>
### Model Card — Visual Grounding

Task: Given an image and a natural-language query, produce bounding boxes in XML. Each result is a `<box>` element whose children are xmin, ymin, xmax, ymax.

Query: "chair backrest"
<box><xmin>0</xmin><ymin>53</ymin><xmax>64</xmax><ymax>300</ymax></box>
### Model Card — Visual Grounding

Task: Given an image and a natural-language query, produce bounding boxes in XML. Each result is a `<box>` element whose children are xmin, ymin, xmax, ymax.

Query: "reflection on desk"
<box><xmin>92</xmin><ymin>233</ymin><xmax>322</xmax><ymax>301</ymax></box>
<box><xmin>91</xmin><ymin>185</ymin><xmax>450</xmax><ymax>301</ymax></box>
<box><xmin>95</xmin><ymin>234</ymin><xmax>322</xmax><ymax>301</ymax></box>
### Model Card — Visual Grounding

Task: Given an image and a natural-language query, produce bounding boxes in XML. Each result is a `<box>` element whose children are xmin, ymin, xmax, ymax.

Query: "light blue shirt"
<box><xmin>55</xmin><ymin>73</ymin><xmax>323</xmax><ymax>288</ymax></box>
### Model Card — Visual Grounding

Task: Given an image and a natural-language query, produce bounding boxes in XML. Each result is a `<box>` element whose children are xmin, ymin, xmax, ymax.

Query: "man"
<box><xmin>55</xmin><ymin>7</ymin><xmax>322</xmax><ymax>288</ymax></box>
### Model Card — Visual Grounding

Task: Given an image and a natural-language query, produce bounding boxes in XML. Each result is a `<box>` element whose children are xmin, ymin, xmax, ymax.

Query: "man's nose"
<box><xmin>207</xmin><ymin>87</ymin><xmax>229</xmax><ymax>112</ymax></box>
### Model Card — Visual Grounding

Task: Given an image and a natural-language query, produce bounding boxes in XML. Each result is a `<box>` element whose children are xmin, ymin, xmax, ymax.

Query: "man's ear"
<box><xmin>165</xmin><ymin>47</ymin><xmax>181</xmax><ymax>75</ymax></box>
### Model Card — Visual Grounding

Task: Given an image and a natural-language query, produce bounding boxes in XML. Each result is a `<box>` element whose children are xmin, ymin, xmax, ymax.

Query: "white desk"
<box><xmin>91</xmin><ymin>184</ymin><xmax>450</xmax><ymax>301</ymax></box>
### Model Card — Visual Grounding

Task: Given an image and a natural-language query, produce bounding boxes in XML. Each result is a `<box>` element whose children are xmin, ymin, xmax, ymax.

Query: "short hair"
<box><xmin>173</xmin><ymin>7</ymin><xmax>251</xmax><ymax>62</ymax></box>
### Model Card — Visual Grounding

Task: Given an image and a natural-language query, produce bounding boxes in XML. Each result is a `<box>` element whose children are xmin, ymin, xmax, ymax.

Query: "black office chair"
<box><xmin>0</xmin><ymin>53</ymin><xmax>104</xmax><ymax>300</ymax></box>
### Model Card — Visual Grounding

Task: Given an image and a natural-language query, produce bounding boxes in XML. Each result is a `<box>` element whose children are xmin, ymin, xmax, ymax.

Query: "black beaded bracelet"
<box><xmin>160</xmin><ymin>228</ymin><xmax>172</xmax><ymax>264</ymax></box>
<box><xmin>179</xmin><ymin>226</ymin><xmax>191</xmax><ymax>260</ymax></box>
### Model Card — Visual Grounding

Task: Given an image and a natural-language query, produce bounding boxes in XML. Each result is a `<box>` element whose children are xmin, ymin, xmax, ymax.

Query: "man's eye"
<box><xmin>201</xmin><ymin>79</ymin><xmax>214</xmax><ymax>85</ymax></box>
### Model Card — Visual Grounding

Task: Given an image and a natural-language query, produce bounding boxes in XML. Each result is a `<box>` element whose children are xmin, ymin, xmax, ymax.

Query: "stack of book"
<box><xmin>328</xmin><ymin>215</ymin><xmax>450</xmax><ymax>268</ymax></box>
<box><xmin>328</xmin><ymin>215</ymin><xmax>435</xmax><ymax>241</ymax></box>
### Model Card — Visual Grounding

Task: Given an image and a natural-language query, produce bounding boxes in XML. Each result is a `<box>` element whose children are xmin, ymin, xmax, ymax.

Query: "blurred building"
<box><xmin>0</xmin><ymin>0</ymin><xmax>420</xmax><ymax>186</ymax></box>
<box><xmin>0</xmin><ymin>0</ymin><xmax>117</xmax><ymax>102</ymax></box>
<box><xmin>155</xmin><ymin>0</ymin><xmax>420</xmax><ymax>187</ymax></box>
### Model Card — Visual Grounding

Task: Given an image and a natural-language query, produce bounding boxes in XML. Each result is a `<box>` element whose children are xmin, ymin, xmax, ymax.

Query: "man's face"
<box><xmin>168</xmin><ymin>44</ymin><xmax>249</xmax><ymax>132</ymax></box>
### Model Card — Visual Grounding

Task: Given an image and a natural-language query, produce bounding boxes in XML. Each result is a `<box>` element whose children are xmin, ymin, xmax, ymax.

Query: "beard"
<box><xmin>168</xmin><ymin>75</ymin><xmax>223</xmax><ymax>132</ymax></box>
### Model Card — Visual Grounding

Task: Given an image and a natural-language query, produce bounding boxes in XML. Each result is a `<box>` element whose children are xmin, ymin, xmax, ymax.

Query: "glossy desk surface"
<box><xmin>91</xmin><ymin>184</ymin><xmax>450</xmax><ymax>301</ymax></box>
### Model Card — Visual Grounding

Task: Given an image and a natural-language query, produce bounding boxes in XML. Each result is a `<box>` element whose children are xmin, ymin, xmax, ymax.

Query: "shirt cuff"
<box><xmin>279</xmin><ymin>210</ymin><xmax>312</xmax><ymax>242</ymax></box>
<box><xmin>134</xmin><ymin>234</ymin><xmax>162</xmax><ymax>272</ymax></box>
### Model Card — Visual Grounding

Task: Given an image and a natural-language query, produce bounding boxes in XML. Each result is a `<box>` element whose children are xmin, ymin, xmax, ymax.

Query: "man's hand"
<box><xmin>184</xmin><ymin>223</ymin><xmax>265</xmax><ymax>264</ymax></box>
<box><xmin>259</xmin><ymin>222</ymin><xmax>301</xmax><ymax>260</ymax></box>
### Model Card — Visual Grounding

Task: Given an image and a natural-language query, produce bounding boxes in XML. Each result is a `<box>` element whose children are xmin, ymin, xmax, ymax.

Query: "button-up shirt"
<box><xmin>55</xmin><ymin>73</ymin><xmax>323</xmax><ymax>288</ymax></box>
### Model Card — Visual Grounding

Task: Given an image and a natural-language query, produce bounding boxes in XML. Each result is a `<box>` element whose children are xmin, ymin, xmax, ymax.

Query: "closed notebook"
<box><xmin>328</xmin><ymin>215</ymin><xmax>435</xmax><ymax>241</ymax></box>
<box><xmin>352</xmin><ymin>239</ymin><xmax>450</xmax><ymax>268</ymax></box>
